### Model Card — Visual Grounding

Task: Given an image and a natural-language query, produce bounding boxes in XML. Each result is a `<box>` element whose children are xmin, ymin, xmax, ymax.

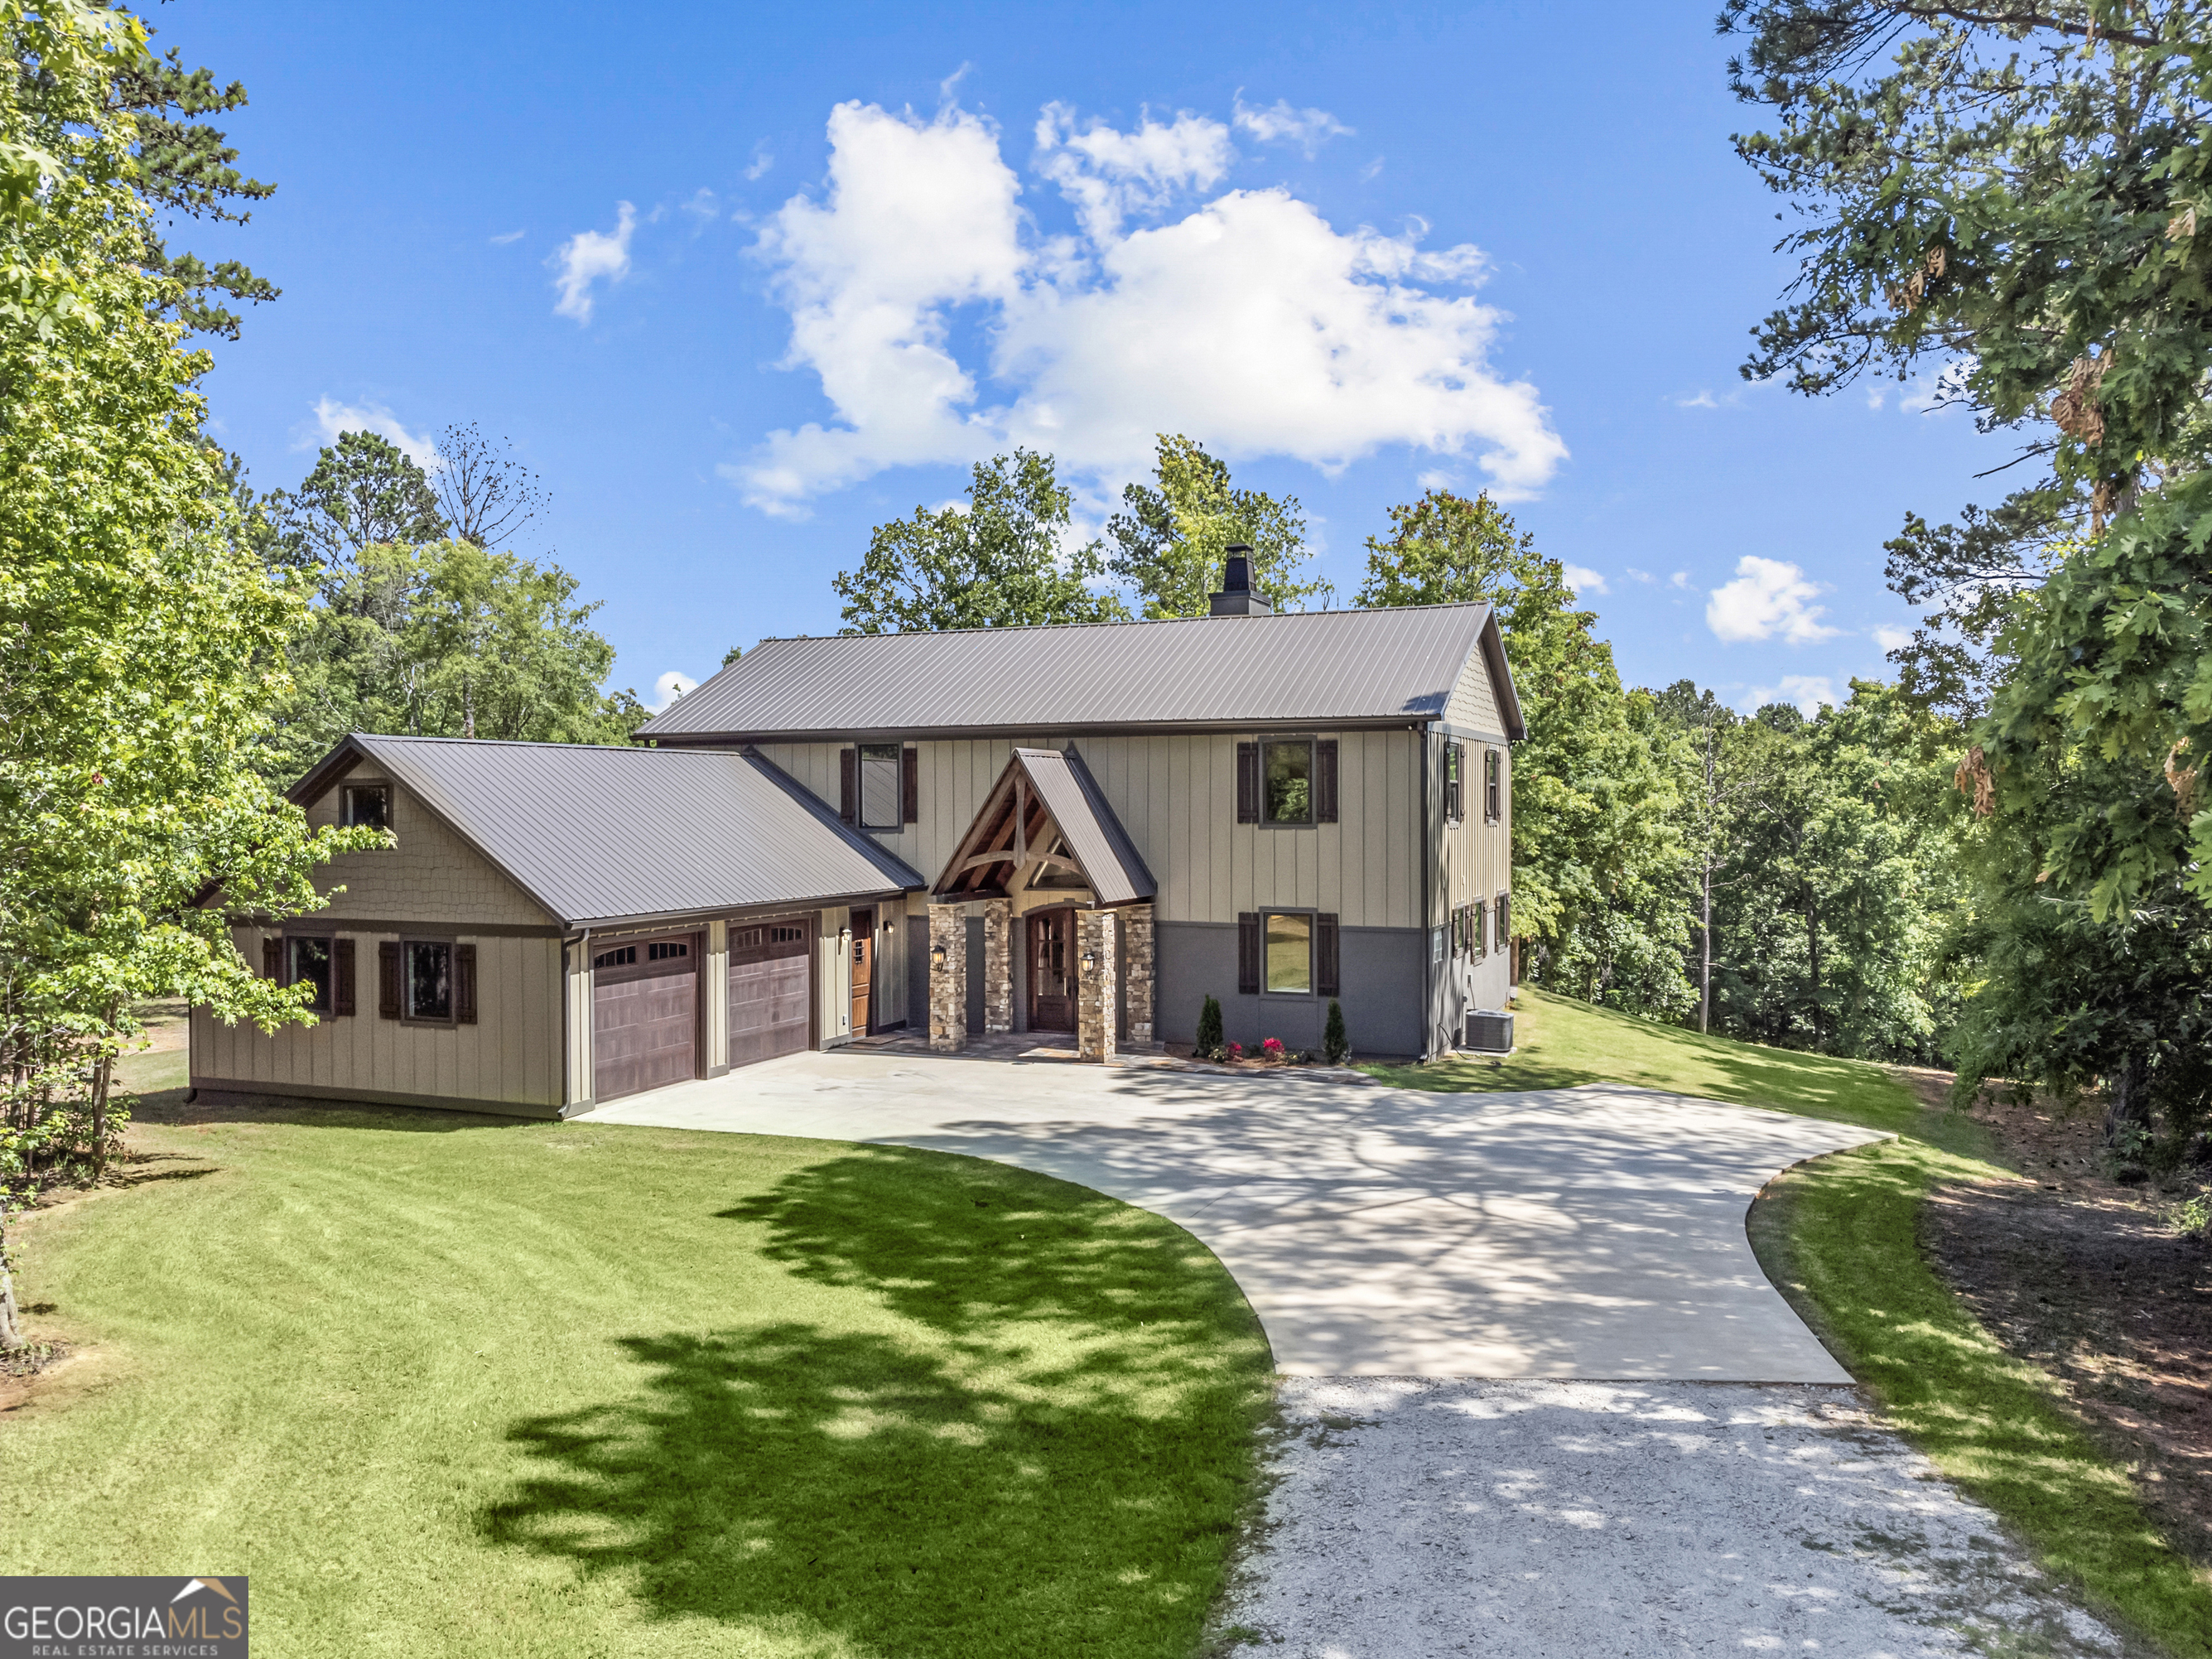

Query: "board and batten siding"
<box><xmin>1430</xmin><ymin>633</ymin><xmax>1516</xmax><ymax>1044</ymax></box>
<box><xmin>192</xmin><ymin>765</ymin><xmax>566</xmax><ymax>1115</ymax></box>
<box><xmin>753</xmin><ymin>729</ymin><xmax>1422</xmax><ymax>929</ymax></box>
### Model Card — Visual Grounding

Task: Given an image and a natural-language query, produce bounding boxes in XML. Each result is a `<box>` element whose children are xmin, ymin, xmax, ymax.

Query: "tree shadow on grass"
<box><xmin>480</xmin><ymin>1147</ymin><xmax>1271</xmax><ymax>1659</ymax></box>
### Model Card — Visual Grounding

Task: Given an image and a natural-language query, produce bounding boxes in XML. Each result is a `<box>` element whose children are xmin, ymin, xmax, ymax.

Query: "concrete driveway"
<box><xmin>578</xmin><ymin>1044</ymin><xmax>1882</xmax><ymax>1381</ymax></box>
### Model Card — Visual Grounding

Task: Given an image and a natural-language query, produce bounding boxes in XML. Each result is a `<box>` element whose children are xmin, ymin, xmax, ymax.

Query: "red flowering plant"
<box><xmin>1226</xmin><ymin>1042</ymin><xmax>1244</xmax><ymax>1059</ymax></box>
<box><xmin>1261</xmin><ymin>1038</ymin><xmax>1284</xmax><ymax>1060</ymax></box>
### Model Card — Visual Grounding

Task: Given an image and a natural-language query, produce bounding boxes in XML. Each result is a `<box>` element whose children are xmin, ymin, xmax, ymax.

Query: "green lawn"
<box><xmin>2</xmin><ymin>1077</ymin><xmax>1270</xmax><ymax>1658</ymax></box>
<box><xmin>1372</xmin><ymin>989</ymin><xmax>2212</xmax><ymax>1657</ymax></box>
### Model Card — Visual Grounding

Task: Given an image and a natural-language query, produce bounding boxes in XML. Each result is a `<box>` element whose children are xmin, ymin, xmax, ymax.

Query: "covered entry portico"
<box><xmin>926</xmin><ymin>745</ymin><xmax>1158</xmax><ymax>1062</ymax></box>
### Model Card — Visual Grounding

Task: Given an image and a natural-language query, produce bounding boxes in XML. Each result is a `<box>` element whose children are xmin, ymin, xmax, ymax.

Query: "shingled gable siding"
<box><xmin>190</xmin><ymin>766</ymin><xmax>566</xmax><ymax>1116</ymax></box>
<box><xmin>749</xmin><ymin>730</ymin><xmax>1421</xmax><ymax>931</ymax></box>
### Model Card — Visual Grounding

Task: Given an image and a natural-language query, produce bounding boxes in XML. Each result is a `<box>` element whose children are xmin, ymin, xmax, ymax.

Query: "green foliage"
<box><xmin>1353</xmin><ymin>488</ymin><xmax>1533</xmax><ymax>608</ymax></box>
<box><xmin>3</xmin><ymin>1109</ymin><xmax>1270</xmax><ymax>1656</ymax></box>
<box><xmin>1323</xmin><ymin>1000</ymin><xmax>1349</xmax><ymax>1064</ymax></box>
<box><xmin>1107</xmin><ymin>433</ymin><xmax>1328</xmax><ymax>616</ymax></box>
<box><xmin>265</xmin><ymin>430</ymin><xmax>446</xmax><ymax>572</ymax></box>
<box><xmin>1</xmin><ymin>2</ymin><xmax>378</xmax><ymax>1191</ymax></box>
<box><xmin>836</xmin><ymin>449</ymin><xmax>1129</xmax><ymax>634</ymax></box>
<box><xmin>720</xmin><ymin>644</ymin><xmax>744</xmax><ymax>667</ymax></box>
<box><xmin>261</xmin><ymin>538</ymin><xmax>643</xmax><ymax>780</ymax></box>
<box><xmin>1196</xmin><ymin>995</ymin><xmax>1224</xmax><ymax>1059</ymax></box>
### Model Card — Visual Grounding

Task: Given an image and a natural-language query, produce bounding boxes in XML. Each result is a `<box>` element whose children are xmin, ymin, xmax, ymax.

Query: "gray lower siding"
<box><xmin>1154</xmin><ymin>921</ymin><xmax>1424</xmax><ymax>1059</ymax></box>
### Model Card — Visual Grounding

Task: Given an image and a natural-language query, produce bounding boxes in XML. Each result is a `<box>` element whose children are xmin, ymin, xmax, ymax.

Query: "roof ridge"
<box><xmin>744</xmin><ymin>600</ymin><xmax>1491</xmax><ymax>647</ymax></box>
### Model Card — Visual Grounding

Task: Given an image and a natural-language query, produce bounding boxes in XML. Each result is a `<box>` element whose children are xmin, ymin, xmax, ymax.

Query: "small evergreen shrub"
<box><xmin>1195</xmin><ymin>995</ymin><xmax>1224</xmax><ymax>1059</ymax></box>
<box><xmin>1323</xmin><ymin>1001</ymin><xmax>1349</xmax><ymax>1063</ymax></box>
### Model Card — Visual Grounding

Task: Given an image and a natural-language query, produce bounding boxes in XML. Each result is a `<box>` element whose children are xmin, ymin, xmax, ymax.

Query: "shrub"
<box><xmin>1260</xmin><ymin>1037</ymin><xmax>1284</xmax><ymax>1059</ymax></box>
<box><xmin>1226</xmin><ymin>1042</ymin><xmax>1244</xmax><ymax>1060</ymax></box>
<box><xmin>1196</xmin><ymin>995</ymin><xmax>1224</xmax><ymax>1059</ymax></box>
<box><xmin>1323</xmin><ymin>1001</ymin><xmax>1349</xmax><ymax>1063</ymax></box>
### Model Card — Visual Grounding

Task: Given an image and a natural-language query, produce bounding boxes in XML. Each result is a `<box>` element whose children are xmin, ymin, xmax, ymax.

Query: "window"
<box><xmin>1263</xmin><ymin>740</ymin><xmax>1313</xmax><ymax>825</ymax></box>
<box><xmin>1446</xmin><ymin>743</ymin><xmax>1465</xmax><ymax>822</ymax></box>
<box><xmin>860</xmin><ymin>744</ymin><xmax>902</xmax><ymax>829</ymax></box>
<box><xmin>1474</xmin><ymin>899</ymin><xmax>1488</xmax><ymax>957</ymax></box>
<box><xmin>1264</xmin><ymin>912</ymin><xmax>1313</xmax><ymax>994</ymax></box>
<box><xmin>1484</xmin><ymin>748</ymin><xmax>1501</xmax><ymax>822</ymax></box>
<box><xmin>288</xmin><ymin>936</ymin><xmax>333</xmax><ymax>1012</ymax></box>
<box><xmin>594</xmin><ymin>944</ymin><xmax>637</xmax><ymax>969</ymax></box>
<box><xmin>647</xmin><ymin>940</ymin><xmax>688</xmax><ymax>962</ymax></box>
<box><xmin>407</xmin><ymin>940</ymin><xmax>453</xmax><ymax>1021</ymax></box>
<box><xmin>343</xmin><ymin>784</ymin><xmax>390</xmax><ymax>831</ymax></box>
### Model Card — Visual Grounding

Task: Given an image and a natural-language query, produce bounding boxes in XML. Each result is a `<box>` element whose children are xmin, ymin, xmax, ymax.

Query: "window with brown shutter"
<box><xmin>1316</xmin><ymin>913</ymin><xmax>1340</xmax><ymax>997</ymax></box>
<box><xmin>1446</xmin><ymin>742</ymin><xmax>1464</xmax><ymax>822</ymax></box>
<box><xmin>1485</xmin><ymin>747</ymin><xmax>1501</xmax><ymax>822</ymax></box>
<box><xmin>1315</xmin><ymin>739</ymin><xmax>1338</xmax><ymax>823</ymax></box>
<box><xmin>839</xmin><ymin>748</ymin><xmax>857</xmax><ymax>824</ymax></box>
<box><xmin>901</xmin><ymin>745</ymin><xmax>918</xmax><ymax>823</ymax></box>
<box><xmin>456</xmin><ymin>943</ymin><xmax>478</xmax><ymax>1025</ymax></box>
<box><xmin>333</xmin><ymin>938</ymin><xmax>356</xmax><ymax>1016</ymax></box>
<box><xmin>378</xmin><ymin>940</ymin><xmax>402</xmax><ymax>1018</ymax></box>
<box><xmin>1474</xmin><ymin>899</ymin><xmax>1488</xmax><ymax>957</ymax></box>
<box><xmin>1236</xmin><ymin>742</ymin><xmax>1260</xmax><ymax>823</ymax></box>
<box><xmin>262</xmin><ymin>936</ymin><xmax>282</xmax><ymax>980</ymax></box>
<box><xmin>1236</xmin><ymin>912</ymin><xmax>1260</xmax><ymax>994</ymax></box>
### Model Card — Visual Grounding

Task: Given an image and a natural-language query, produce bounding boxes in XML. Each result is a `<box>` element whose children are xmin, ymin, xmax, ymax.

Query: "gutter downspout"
<box><xmin>1419</xmin><ymin>723</ymin><xmax>1434</xmax><ymax>1062</ymax></box>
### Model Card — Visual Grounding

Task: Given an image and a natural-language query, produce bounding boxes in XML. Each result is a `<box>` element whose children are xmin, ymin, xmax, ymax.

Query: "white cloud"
<box><xmin>1670</xmin><ymin>571</ymin><xmax>1689</xmax><ymax>589</ymax></box>
<box><xmin>1415</xmin><ymin>468</ymin><xmax>1458</xmax><ymax>491</ymax></box>
<box><xmin>1706</xmin><ymin>556</ymin><xmax>1840</xmax><ymax>644</ymax></box>
<box><xmin>1624</xmin><ymin>567</ymin><xmax>1656</xmax><ymax>585</ymax></box>
<box><xmin>489</xmin><ymin>229</ymin><xmax>526</xmax><ymax>246</ymax></box>
<box><xmin>1232</xmin><ymin>96</ymin><xmax>1352</xmax><ymax>157</ymax></box>
<box><xmin>745</xmin><ymin>143</ymin><xmax>774</xmax><ymax>181</ymax></box>
<box><xmin>681</xmin><ymin>187</ymin><xmax>718</xmax><ymax>225</ymax></box>
<box><xmin>648</xmin><ymin>670</ymin><xmax>699</xmax><ymax>711</ymax></box>
<box><xmin>730</xmin><ymin>100</ymin><xmax>1569</xmax><ymax>518</ymax></box>
<box><xmin>1359</xmin><ymin>156</ymin><xmax>1385</xmax><ymax>182</ymax></box>
<box><xmin>551</xmin><ymin>201</ymin><xmax>636</xmax><ymax>323</ymax></box>
<box><xmin>1742</xmin><ymin>675</ymin><xmax>1839</xmax><ymax>716</ymax></box>
<box><xmin>301</xmin><ymin>398</ymin><xmax>439</xmax><ymax>470</ymax></box>
<box><xmin>1873</xmin><ymin>624</ymin><xmax>1914</xmax><ymax>653</ymax></box>
<box><xmin>1561</xmin><ymin>563</ymin><xmax>1608</xmax><ymax>596</ymax></box>
<box><xmin>1675</xmin><ymin>389</ymin><xmax>1719</xmax><ymax>409</ymax></box>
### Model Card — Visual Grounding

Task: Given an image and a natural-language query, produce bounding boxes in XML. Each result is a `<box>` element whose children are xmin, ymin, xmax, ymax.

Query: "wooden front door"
<box><xmin>849</xmin><ymin>909</ymin><xmax>874</xmax><ymax>1036</ymax></box>
<box><xmin>1028</xmin><ymin>909</ymin><xmax>1075</xmax><ymax>1031</ymax></box>
<box><xmin>592</xmin><ymin>933</ymin><xmax>699</xmax><ymax>1102</ymax></box>
<box><xmin>729</xmin><ymin>918</ymin><xmax>812</xmax><ymax>1068</ymax></box>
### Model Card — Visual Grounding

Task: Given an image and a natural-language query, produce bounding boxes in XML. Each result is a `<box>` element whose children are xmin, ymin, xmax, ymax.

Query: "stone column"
<box><xmin>982</xmin><ymin>897</ymin><xmax>1013</xmax><ymax>1034</ymax></box>
<box><xmin>928</xmin><ymin>904</ymin><xmax>967</xmax><ymax>1053</ymax></box>
<box><xmin>1123</xmin><ymin>903</ymin><xmax>1155</xmax><ymax>1049</ymax></box>
<box><xmin>1077</xmin><ymin>909</ymin><xmax>1118</xmax><ymax>1063</ymax></box>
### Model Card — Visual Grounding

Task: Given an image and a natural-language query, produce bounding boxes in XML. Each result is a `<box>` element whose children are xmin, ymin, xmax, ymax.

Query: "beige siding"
<box><xmin>302</xmin><ymin>762</ymin><xmax>557</xmax><ymax>928</ymax></box>
<box><xmin>1444</xmin><ymin>639</ymin><xmax>1507</xmax><ymax>737</ymax></box>
<box><xmin>705</xmin><ymin>919</ymin><xmax>729</xmax><ymax>1070</ymax></box>
<box><xmin>193</xmin><ymin>925</ymin><xmax>565</xmax><ymax>1112</ymax></box>
<box><xmin>1434</xmin><ymin>731</ymin><xmax>1515</xmax><ymax>1028</ymax></box>
<box><xmin>818</xmin><ymin>905</ymin><xmax>852</xmax><ymax>1045</ymax></box>
<box><xmin>754</xmin><ymin>729</ymin><xmax>1422</xmax><ymax>929</ymax></box>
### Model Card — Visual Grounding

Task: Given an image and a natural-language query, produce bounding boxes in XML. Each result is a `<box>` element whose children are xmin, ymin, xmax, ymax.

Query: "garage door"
<box><xmin>729</xmin><ymin>919</ymin><xmax>812</xmax><ymax>1068</ymax></box>
<box><xmin>593</xmin><ymin>934</ymin><xmax>698</xmax><ymax>1102</ymax></box>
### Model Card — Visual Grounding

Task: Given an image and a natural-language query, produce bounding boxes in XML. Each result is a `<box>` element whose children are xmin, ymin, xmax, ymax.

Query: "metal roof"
<box><xmin>933</xmin><ymin>747</ymin><xmax>1157</xmax><ymax>906</ymax></box>
<box><xmin>639</xmin><ymin>604</ymin><xmax>1518</xmax><ymax>741</ymax></box>
<box><xmin>297</xmin><ymin>735</ymin><xmax>924</xmax><ymax>928</ymax></box>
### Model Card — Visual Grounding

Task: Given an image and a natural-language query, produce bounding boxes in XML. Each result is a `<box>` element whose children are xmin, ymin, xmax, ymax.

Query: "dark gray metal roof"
<box><xmin>300</xmin><ymin>735</ymin><xmax>923</xmax><ymax>928</ymax></box>
<box><xmin>639</xmin><ymin>604</ymin><xmax>1511</xmax><ymax>741</ymax></box>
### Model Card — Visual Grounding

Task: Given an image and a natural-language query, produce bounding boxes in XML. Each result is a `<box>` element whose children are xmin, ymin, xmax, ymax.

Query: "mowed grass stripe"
<box><xmin>4</xmin><ymin>1100</ymin><xmax>1270</xmax><ymax>1658</ymax></box>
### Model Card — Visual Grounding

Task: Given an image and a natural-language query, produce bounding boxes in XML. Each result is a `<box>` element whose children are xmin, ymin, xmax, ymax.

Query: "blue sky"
<box><xmin>174</xmin><ymin>0</ymin><xmax>2016</xmax><ymax>715</ymax></box>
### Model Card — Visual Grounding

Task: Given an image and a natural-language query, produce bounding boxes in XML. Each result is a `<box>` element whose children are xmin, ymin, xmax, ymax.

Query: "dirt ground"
<box><xmin>1896</xmin><ymin>1065</ymin><xmax>2212</xmax><ymax>1572</ymax></box>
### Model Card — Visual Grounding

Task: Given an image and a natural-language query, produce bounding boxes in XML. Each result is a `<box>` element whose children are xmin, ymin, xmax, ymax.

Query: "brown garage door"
<box><xmin>593</xmin><ymin>934</ymin><xmax>698</xmax><ymax>1102</ymax></box>
<box><xmin>729</xmin><ymin>919</ymin><xmax>812</xmax><ymax>1068</ymax></box>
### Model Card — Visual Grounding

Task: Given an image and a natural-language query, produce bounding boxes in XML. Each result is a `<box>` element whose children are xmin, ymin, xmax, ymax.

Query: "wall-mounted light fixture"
<box><xmin>1082</xmin><ymin>949</ymin><xmax>1097</xmax><ymax>970</ymax></box>
<box><xmin>932</xmin><ymin>943</ymin><xmax>947</xmax><ymax>966</ymax></box>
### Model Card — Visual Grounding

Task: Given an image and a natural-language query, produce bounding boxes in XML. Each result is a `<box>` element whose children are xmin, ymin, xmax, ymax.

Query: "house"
<box><xmin>191</xmin><ymin>556</ymin><xmax>1522</xmax><ymax>1118</ymax></box>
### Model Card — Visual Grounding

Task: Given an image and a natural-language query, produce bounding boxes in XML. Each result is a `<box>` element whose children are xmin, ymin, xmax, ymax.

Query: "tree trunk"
<box><xmin>1805</xmin><ymin>891</ymin><xmax>1822</xmax><ymax>1050</ymax></box>
<box><xmin>88</xmin><ymin>994</ymin><xmax>120</xmax><ymax>1182</ymax></box>
<box><xmin>1699</xmin><ymin>860</ymin><xmax>1713</xmax><ymax>1035</ymax></box>
<box><xmin>2104</xmin><ymin>1056</ymin><xmax>2152</xmax><ymax>1148</ymax></box>
<box><xmin>0</xmin><ymin>1198</ymin><xmax>24</xmax><ymax>1353</ymax></box>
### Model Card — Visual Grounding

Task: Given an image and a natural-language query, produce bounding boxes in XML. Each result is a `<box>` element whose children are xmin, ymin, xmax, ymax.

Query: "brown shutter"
<box><xmin>1316</xmin><ymin>913</ymin><xmax>1339</xmax><ymax>997</ymax></box>
<box><xmin>333</xmin><ymin>938</ymin><xmax>356</xmax><ymax>1016</ymax></box>
<box><xmin>1315</xmin><ymin>739</ymin><xmax>1338</xmax><ymax>823</ymax></box>
<box><xmin>263</xmin><ymin>936</ymin><xmax>282</xmax><ymax>981</ymax></box>
<box><xmin>1447</xmin><ymin>742</ymin><xmax>1464</xmax><ymax>822</ymax></box>
<box><xmin>1237</xmin><ymin>912</ymin><xmax>1260</xmax><ymax>995</ymax></box>
<box><xmin>378</xmin><ymin>941</ymin><xmax>402</xmax><ymax>1018</ymax></box>
<box><xmin>456</xmin><ymin>943</ymin><xmax>478</xmax><ymax>1025</ymax></box>
<box><xmin>839</xmin><ymin>747</ymin><xmax>857</xmax><ymax>824</ymax></box>
<box><xmin>1236</xmin><ymin>741</ymin><xmax>1260</xmax><ymax>823</ymax></box>
<box><xmin>901</xmin><ymin>745</ymin><xmax>918</xmax><ymax>823</ymax></box>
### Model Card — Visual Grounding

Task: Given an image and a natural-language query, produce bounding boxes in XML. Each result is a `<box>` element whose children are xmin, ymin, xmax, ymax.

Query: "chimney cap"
<box><xmin>1223</xmin><ymin>544</ymin><xmax>1253</xmax><ymax>591</ymax></box>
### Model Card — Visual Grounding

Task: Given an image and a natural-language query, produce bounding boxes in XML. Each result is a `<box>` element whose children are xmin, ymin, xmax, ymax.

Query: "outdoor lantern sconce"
<box><xmin>1082</xmin><ymin>949</ymin><xmax>1097</xmax><ymax>970</ymax></box>
<box><xmin>931</xmin><ymin>943</ymin><xmax>947</xmax><ymax>966</ymax></box>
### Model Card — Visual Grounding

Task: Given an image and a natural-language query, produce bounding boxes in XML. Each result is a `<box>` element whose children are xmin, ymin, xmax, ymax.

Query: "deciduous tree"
<box><xmin>1108</xmin><ymin>434</ymin><xmax>1328</xmax><ymax>616</ymax></box>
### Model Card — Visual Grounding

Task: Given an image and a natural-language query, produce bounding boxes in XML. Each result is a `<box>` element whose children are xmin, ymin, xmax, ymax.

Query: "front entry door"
<box><xmin>1028</xmin><ymin>909</ymin><xmax>1075</xmax><ymax>1031</ymax></box>
<box><xmin>849</xmin><ymin>909</ymin><xmax>874</xmax><ymax>1036</ymax></box>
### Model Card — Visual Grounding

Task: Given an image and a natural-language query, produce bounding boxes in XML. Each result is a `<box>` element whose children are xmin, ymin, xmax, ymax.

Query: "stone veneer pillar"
<box><xmin>982</xmin><ymin>897</ymin><xmax>1013</xmax><ymax>1034</ymax></box>
<box><xmin>1076</xmin><ymin>909</ymin><xmax>1118</xmax><ymax>1063</ymax></box>
<box><xmin>928</xmin><ymin>904</ymin><xmax>967</xmax><ymax>1053</ymax></box>
<box><xmin>1123</xmin><ymin>903</ymin><xmax>1154</xmax><ymax>1049</ymax></box>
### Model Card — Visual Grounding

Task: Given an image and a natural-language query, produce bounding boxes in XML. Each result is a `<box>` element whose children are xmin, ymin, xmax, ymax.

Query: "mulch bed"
<box><xmin>1897</xmin><ymin>1066</ymin><xmax>2212</xmax><ymax>1571</ymax></box>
